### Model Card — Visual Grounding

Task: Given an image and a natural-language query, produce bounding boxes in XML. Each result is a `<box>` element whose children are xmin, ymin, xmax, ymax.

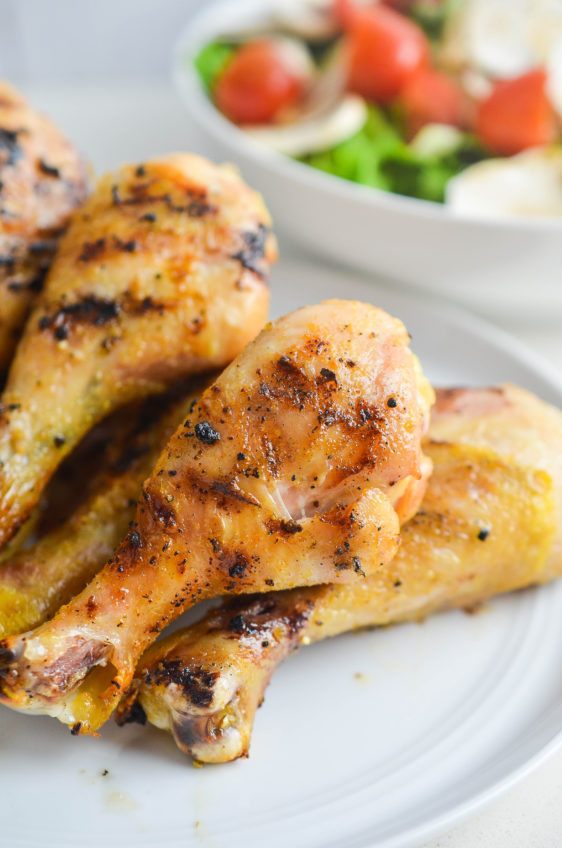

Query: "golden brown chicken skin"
<box><xmin>0</xmin><ymin>299</ymin><xmax>432</xmax><ymax>733</ymax></box>
<box><xmin>0</xmin><ymin>82</ymin><xmax>88</xmax><ymax>371</ymax></box>
<box><xmin>0</xmin><ymin>379</ymin><xmax>213</xmax><ymax>639</ymax></box>
<box><xmin>119</xmin><ymin>384</ymin><xmax>562</xmax><ymax>763</ymax></box>
<box><xmin>0</xmin><ymin>152</ymin><xmax>274</xmax><ymax>550</ymax></box>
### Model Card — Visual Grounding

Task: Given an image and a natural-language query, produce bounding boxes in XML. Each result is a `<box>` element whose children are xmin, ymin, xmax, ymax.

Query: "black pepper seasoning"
<box><xmin>195</xmin><ymin>421</ymin><xmax>221</xmax><ymax>444</ymax></box>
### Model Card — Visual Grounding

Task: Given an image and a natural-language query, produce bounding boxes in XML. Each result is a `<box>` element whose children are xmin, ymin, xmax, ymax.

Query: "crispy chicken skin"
<box><xmin>0</xmin><ymin>82</ymin><xmax>88</xmax><ymax>370</ymax></box>
<box><xmin>0</xmin><ymin>380</ymin><xmax>212</xmax><ymax>639</ymax></box>
<box><xmin>0</xmin><ymin>299</ymin><xmax>432</xmax><ymax>732</ymax></box>
<box><xmin>120</xmin><ymin>384</ymin><xmax>562</xmax><ymax>763</ymax></box>
<box><xmin>0</xmin><ymin>153</ymin><xmax>274</xmax><ymax>550</ymax></box>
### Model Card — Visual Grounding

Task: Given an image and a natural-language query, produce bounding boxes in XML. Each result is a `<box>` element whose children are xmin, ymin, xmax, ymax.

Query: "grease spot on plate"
<box><xmin>105</xmin><ymin>790</ymin><xmax>139</xmax><ymax>812</ymax></box>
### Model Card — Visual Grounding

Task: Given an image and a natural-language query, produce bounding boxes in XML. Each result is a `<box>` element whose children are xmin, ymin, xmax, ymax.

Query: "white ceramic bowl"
<box><xmin>174</xmin><ymin>0</ymin><xmax>562</xmax><ymax>324</ymax></box>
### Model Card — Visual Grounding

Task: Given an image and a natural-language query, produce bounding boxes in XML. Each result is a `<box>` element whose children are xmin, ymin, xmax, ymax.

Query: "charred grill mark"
<box><xmin>0</xmin><ymin>128</ymin><xmax>23</xmax><ymax>167</ymax></box>
<box><xmin>127</xmin><ymin>530</ymin><xmax>142</xmax><ymax>549</ymax></box>
<box><xmin>226</xmin><ymin>552</ymin><xmax>249</xmax><ymax>578</ymax></box>
<box><xmin>315</xmin><ymin>397</ymin><xmax>385</xmax><ymax>435</ymax></box>
<box><xmin>131</xmin><ymin>295</ymin><xmax>165</xmax><ymax>317</ymax></box>
<box><xmin>335</xmin><ymin>556</ymin><xmax>366</xmax><ymax>576</ymax></box>
<box><xmin>111</xmin><ymin>179</ymin><xmax>218</xmax><ymax>218</ymax></box>
<box><xmin>38</xmin><ymin>159</ymin><xmax>61</xmax><ymax>178</ymax></box>
<box><xmin>228</xmin><ymin>613</ymin><xmax>255</xmax><ymax>634</ymax></box>
<box><xmin>116</xmin><ymin>699</ymin><xmax>147</xmax><ymax>726</ymax></box>
<box><xmin>38</xmin><ymin>292</ymin><xmax>166</xmax><ymax>340</ymax></box>
<box><xmin>317</xmin><ymin>405</ymin><xmax>355</xmax><ymax>428</ymax></box>
<box><xmin>210</xmin><ymin>480</ymin><xmax>261</xmax><ymax>508</ymax></box>
<box><xmin>265</xmin><ymin>518</ymin><xmax>303</xmax><ymax>536</ymax></box>
<box><xmin>303</xmin><ymin>337</ymin><xmax>329</xmax><ymax>356</ymax></box>
<box><xmin>231</xmin><ymin>224</ymin><xmax>268</xmax><ymax>278</ymax></box>
<box><xmin>319</xmin><ymin>367</ymin><xmax>337</xmax><ymax>384</ymax></box>
<box><xmin>148</xmin><ymin>660</ymin><xmax>219</xmax><ymax>708</ymax></box>
<box><xmin>7</xmin><ymin>265</ymin><xmax>48</xmax><ymax>294</ymax></box>
<box><xmin>1</xmin><ymin>238</ymin><xmax>56</xmax><ymax>280</ymax></box>
<box><xmin>259</xmin><ymin>349</ymin><xmax>361</xmax><ymax>421</ymax></box>
<box><xmin>78</xmin><ymin>235</ymin><xmax>137</xmax><ymax>263</ymax></box>
<box><xmin>113</xmin><ymin>236</ymin><xmax>137</xmax><ymax>253</ymax></box>
<box><xmin>2</xmin><ymin>240</ymin><xmax>53</xmax><ymax>296</ymax></box>
<box><xmin>356</xmin><ymin>400</ymin><xmax>385</xmax><ymax>425</ymax></box>
<box><xmin>85</xmin><ymin>595</ymin><xmax>97</xmax><ymax>618</ymax></box>
<box><xmin>143</xmin><ymin>488</ymin><xmax>178</xmax><ymax>530</ymax></box>
<box><xmin>320</xmin><ymin>501</ymin><xmax>364</xmax><ymax>532</ymax></box>
<box><xmin>226</xmin><ymin>597</ymin><xmax>313</xmax><ymax>639</ymax></box>
<box><xmin>78</xmin><ymin>238</ymin><xmax>106</xmax><ymax>262</ymax></box>
<box><xmin>38</xmin><ymin>296</ymin><xmax>120</xmax><ymax>340</ymax></box>
<box><xmin>0</xmin><ymin>641</ymin><xmax>16</xmax><ymax>665</ymax></box>
<box><xmin>259</xmin><ymin>356</ymin><xmax>311</xmax><ymax>406</ymax></box>
<box><xmin>277</xmin><ymin>354</ymin><xmax>304</xmax><ymax>377</ymax></box>
<box><xmin>0</xmin><ymin>207</ymin><xmax>18</xmax><ymax>219</ymax></box>
<box><xmin>29</xmin><ymin>238</ymin><xmax>59</xmax><ymax>256</ymax></box>
<box><xmin>208</xmin><ymin>541</ymin><xmax>252</xmax><ymax>583</ymax></box>
<box><xmin>180</xmin><ymin>197</ymin><xmax>218</xmax><ymax>217</ymax></box>
<box><xmin>284</xmin><ymin>604</ymin><xmax>314</xmax><ymax>637</ymax></box>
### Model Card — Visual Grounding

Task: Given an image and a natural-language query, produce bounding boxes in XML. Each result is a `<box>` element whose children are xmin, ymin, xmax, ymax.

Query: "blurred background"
<box><xmin>0</xmin><ymin>0</ymin><xmax>206</xmax><ymax>175</ymax></box>
<box><xmin>0</xmin><ymin>0</ymin><xmax>201</xmax><ymax>84</ymax></box>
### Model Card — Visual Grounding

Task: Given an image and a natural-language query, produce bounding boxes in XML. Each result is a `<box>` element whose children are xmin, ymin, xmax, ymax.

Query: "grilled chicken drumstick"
<box><xmin>0</xmin><ymin>299</ymin><xmax>433</xmax><ymax>733</ymax></box>
<box><xmin>117</xmin><ymin>384</ymin><xmax>562</xmax><ymax>763</ymax></box>
<box><xmin>0</xmin><ymin>379</ymin><xmax>212</xmax><ymax>639</ymax></box>
<box><xmin>0</xmin><ymin>153</ymin><xmax>274</xmax><ymax>550</ymax></box>
<box><xmin>0</xmin><ymin>82</ymin><xmax>88</xmax><ymax>371</ymax></box>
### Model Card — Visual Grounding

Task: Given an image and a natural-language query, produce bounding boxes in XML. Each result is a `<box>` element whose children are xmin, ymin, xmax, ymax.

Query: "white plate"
<box><xmin>1</xmin><ymin>259</ymin><xmax>562</xmax><ymax>848</ymax></box>
<box><xmin>174</xmin><ymin>0</ymin><xmax>562</xmax><ymax>324</ymax></box>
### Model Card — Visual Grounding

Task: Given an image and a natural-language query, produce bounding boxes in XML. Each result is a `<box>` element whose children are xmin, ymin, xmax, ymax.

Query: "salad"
<box><xmin>194</xmin><ymin>0</ymin><xmax>562</xmax><ymax>216</ymax></box>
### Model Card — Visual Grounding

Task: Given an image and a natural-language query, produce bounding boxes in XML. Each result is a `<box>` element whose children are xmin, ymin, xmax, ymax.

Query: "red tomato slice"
<box><xmin>346</xmin><ymin>5</ymin><xmax>430</xmax><ymax>104</ymax></box>
<box><xmin>334</xmin><ymin>0</ymin><xmax>416</xmax><ymax>27</ymax></box>
<box><xmin>399</xmin><ymin>67</ymin><xmax>465</xmax><ymax>137</ymax></box>
<box><xmin>475</xmin><ymin>69</ymin><xmax>557</xmax><ymax>156</ymax></box>
<box><xmin>215</xmin><ymin>40</ymin><xmax>304</xmax><ymax>125</ymax></box>
<box><xmin>333</xmin><ymin>0</ymin><xmax>356</xmax><ymax>27</ymax></box>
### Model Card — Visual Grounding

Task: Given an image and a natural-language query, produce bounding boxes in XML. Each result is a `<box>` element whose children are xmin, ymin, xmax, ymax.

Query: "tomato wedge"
<box><xmin>334</xmin><ymin>0</ymin><xmax>416</xmax><ymax>26</ymax></box>
<box><xmin>215</xmin><ymin>40</ymin><xmax>304</xmax><ymax>125</ymax></box>
<box><xmin>399</xmin><ymin>67</ymin><xmax>465</xmax><ymax>137</ymax></box>
<box><xmin>333</xmin><ymin>0</ymin><xmax>356</xmax><ymax>27</ymax></box>
<box><xmin>475</xmin><ymin>69</ymin><xmax>557</xmax><ymax>156</ymax></box>
<box><xmin>345</xmin><ymin>4</ymin><xmax>429</xmax><ymax>103</ymax></box>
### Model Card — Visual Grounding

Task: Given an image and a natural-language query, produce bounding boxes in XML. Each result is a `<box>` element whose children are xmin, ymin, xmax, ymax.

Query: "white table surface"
<box><xmin>19</xmin><ymin>80</ymin><xmax>562</xmax><ymax>848</ymax></box>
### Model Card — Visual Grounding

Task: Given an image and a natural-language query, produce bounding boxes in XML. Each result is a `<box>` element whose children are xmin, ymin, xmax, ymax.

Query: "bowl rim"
<box><xmin>173</xmin><ymin>0</ymin><xmax>562</xmax><ymax>234</ymax></box>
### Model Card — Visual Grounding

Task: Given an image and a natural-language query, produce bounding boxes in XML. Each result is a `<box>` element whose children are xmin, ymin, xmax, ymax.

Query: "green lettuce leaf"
<box><xmin>298</xmin><ymin>106</ymin><xmax>485</xmax><ymax>203</ymax></box>
<box><xmin>194</xmin><ymin>41</ymin><xmax>236</xmax><ymax>93</ymax></box>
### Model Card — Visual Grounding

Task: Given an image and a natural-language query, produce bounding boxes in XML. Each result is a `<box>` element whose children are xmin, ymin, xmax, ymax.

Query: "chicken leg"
<box><xmin>0</xmin><ymin>378</ymin><xmax>212</xmax><ymax>639</ymax></box>
<box><xmin>0</xmin><ymin>82</ymin><xmax>88</xmax><ymax>371</ymax></box>
<box><xmin>0</xmin><ymin>152</ymin><xmax>274</xmax><ymax>549</ymax></box>
<box><xmin>0</xmin><ymin>299</ymin><xmax>433</xmax><ymax>732</ymax></box>
<box><xmin>117</xmin><ymin>384</ymin><xmax>562</xmax><ymax>762</ymax></box>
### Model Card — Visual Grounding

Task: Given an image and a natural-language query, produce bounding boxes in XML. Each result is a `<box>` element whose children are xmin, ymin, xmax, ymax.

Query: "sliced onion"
<box><xmin>244</xmin><ymin>95</ymin><xmax>367</xmax><ymax>156</ymax></box>
<box><xmin>446</xmin><ymin>147</ymin><xmax>562</xmax><ymax>218</ymax></box>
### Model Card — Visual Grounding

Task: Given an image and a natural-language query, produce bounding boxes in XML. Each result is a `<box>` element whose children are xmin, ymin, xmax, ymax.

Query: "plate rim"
<box><xmin>3</xmin><ymin>258</ymin><xmax>562</xmax><ymax>848</ymax></box>
<box><xmin>270</xmin><ymin>257</ymin><xmax>562</xmax><ymax>848</ymax></box>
